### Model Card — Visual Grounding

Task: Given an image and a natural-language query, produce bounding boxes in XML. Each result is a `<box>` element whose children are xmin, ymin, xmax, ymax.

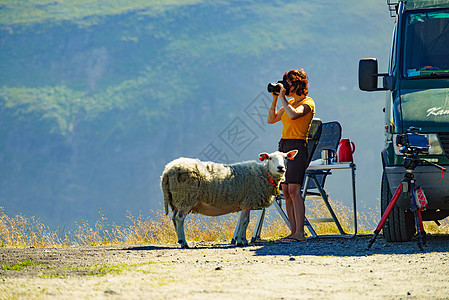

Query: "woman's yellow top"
<box><xmin>281</xmin><ymin>97</ymin><xmax>315</xmax><ymax>140</ymax></box>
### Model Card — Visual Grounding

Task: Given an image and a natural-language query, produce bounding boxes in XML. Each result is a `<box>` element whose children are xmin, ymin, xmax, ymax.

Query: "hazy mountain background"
<box><xmin>1</xmin><ymin>0</ymin><xmax>394</xmax><ymax>229</ymax></box>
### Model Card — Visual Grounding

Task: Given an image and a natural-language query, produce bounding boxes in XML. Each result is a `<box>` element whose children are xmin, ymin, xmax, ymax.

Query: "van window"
<box><xmin>403</xmin><ymin>10</ymin><xmax>449</xmax><ymax>78</ymax></box>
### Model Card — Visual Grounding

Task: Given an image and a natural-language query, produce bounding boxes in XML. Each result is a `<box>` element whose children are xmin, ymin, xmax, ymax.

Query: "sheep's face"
<box><xmin>259</xmin><ymin>150</ymin><xmax>298</xmax><ymax>176</ymax></box>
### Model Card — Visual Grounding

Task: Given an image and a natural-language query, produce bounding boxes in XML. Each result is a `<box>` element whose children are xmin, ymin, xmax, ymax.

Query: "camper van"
<box><xmin>359</xmin><ymin>0</ymin><xmax>449</xmax><ymax>242</ymax></box>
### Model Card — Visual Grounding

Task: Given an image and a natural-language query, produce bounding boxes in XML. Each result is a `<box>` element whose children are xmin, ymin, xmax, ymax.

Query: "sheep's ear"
<box><xmin>286</xmin><ymin>149</ymin><xmax>298</xmax><ymax>161</ymax></box>
<box><xmin>259</xmin><ymin>153</ymin><xmax>269</xmax><ymax>161</ymax></box>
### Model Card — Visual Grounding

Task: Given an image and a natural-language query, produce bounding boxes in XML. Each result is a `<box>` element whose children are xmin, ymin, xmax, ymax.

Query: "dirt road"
<box><xmin>1</xmin><ymin>235</ymin><xmax>449</xmax><ymax>299</ymax></box>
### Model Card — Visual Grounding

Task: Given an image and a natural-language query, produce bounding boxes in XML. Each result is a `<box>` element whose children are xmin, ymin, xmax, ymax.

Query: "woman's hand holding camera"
<box><xmin>277</xmin><ymin>83</ymin><xmax>287</xmax><ymax>98</ymax></box>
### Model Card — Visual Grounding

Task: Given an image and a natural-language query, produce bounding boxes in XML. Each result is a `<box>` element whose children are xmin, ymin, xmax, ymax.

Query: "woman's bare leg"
<box><xmin>282</xmin><ymin>183</ymin><xmax>296</xmax><ymax>237</ymax></box>
<box><xmin>287</xmin><ymin>183</ymin><xmax>305</xmax><ymax>240</ymax></box>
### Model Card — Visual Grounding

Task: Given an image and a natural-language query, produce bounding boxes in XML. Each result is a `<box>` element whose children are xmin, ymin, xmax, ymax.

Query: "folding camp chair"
<box><xmin>247</xmin><ymin>118</ymin><xmax>323</xmax><ymax>243</ymax></box>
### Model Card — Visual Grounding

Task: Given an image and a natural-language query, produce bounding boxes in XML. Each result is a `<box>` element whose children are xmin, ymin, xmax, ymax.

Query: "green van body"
<box><xmin>359</xmin><ymin>0</ymin><xmax>449</xmax><ymax>241</ymax></box>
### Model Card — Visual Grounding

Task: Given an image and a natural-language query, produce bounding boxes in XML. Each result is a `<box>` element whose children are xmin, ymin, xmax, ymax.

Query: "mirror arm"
<box><xmin>372</xmin><ymin>73</ymin><xmax>392</xmax><ymax>91</ymax></box>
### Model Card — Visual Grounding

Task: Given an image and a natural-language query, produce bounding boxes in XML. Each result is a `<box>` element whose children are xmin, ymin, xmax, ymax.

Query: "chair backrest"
<box><xmin>306</xmin><ymin>118</ymin><xmax>323</xmax><ymax>165</ymax></box>
<box><xmin>311</xmin><ymin>121</ymin><xmax>342</xmax><ymax>161</ymax></box>
<box><xmin>304</xmin><ymin>121</ymin><xmax>342</xmax><ymax>191</ymax></box>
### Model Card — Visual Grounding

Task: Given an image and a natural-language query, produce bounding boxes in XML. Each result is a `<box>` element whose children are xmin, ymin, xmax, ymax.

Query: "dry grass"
<box><xmin>0</xmin><ymin>208</ymin><xmax>70</xmax><ymax>248</ymax></box>
<box><xmin>1</xmin><ymin>198</ymin><xmax>449</xmax><ymax>248</ymax></box>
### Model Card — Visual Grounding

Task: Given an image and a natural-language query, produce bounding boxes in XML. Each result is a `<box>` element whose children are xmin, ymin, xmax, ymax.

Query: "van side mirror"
<box><xmin>359</xmin><ymin>58</ymin><xmax>389</xmax><ymax>91</ymax></box>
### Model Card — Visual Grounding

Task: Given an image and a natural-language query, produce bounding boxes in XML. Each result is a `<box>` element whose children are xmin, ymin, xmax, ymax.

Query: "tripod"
<box><xmin>367</xmin><ymin>156</ymin><xmax>446</xmax><ymax>251</ymax></box>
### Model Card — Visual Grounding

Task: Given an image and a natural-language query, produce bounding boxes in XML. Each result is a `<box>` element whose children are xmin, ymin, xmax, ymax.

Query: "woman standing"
<box><xmin>267</xmin><ymin>68</ymin><xmax>315</xmax><ymax>242</ymax></box>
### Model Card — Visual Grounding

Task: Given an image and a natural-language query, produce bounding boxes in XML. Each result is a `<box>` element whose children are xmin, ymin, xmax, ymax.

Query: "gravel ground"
<box><xmin>1</xmin><ymin>234</ymin><xmax>449</xmax><ymax>299</ymax></box>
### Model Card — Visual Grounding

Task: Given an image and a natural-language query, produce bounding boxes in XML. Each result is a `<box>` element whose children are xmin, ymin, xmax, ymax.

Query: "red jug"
<box><xmin>337</xmin><ymin>139</ymin><xmax>355</xmax><ymax>162</ymax></box>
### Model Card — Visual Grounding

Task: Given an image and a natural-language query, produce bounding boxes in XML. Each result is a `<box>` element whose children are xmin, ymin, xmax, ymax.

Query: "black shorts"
<box><xmin>278</xmin><ymin>139</ymin><xmax>308</xmax><ymax>185</ymax></box>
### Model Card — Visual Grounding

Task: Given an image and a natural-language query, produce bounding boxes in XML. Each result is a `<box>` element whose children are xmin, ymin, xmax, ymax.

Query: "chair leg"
<box><xmin>231</xmin><ymin>214</ymin><xmax>241</xmax><ymax>244</ymax></box>
<box><xmin>311</xmin><ymin>175</ymin><xmax>346</xmax><ymax>235</ymax></box>
<box><xmin>302</xmin><ymin>175</ymin><xmax>310</xmax><ymax>199</ymax></box>
<box><xmin>251</xmin><ymin>209</ymin><xmax>266</xmax><ymax>243</ymax></box>
<box><xmin>304</xmin><ymin>215</ymin><xmax>318</xmax><ymax>238</ymax></box>
<box><xmin>251</xmin><ymin>196</ymin><xmax>293</xmax><ymax>243</ymax></box>
<box><xmin>273</xmin><ymin>199</ymin><xmax>290</xmax><ymax>229</ymax></box>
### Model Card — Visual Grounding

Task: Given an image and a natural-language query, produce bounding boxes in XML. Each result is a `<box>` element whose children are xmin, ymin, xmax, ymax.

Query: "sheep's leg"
<box><xmin>236</xmin><ymin>208</ymin><xmax>251</xmax><ymax>247</ymax></box>
<box><xmin>172</xmin><ymin>210</ymin><xmax>189</xmax><ymax>249</ymax></box>
<box><xmin>171</xmin><ymin>210</ymin><xmax>178</xmax><ymax>231</ymax></box>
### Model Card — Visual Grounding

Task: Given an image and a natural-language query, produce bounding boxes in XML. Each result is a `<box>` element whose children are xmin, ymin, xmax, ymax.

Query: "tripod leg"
<box><xmin>410</xmin><ymin>184</ymin><xmax>425</xmax><ymax>251</ymax></box>
<box><xmin>367</xmin><ymin>183</ymin><xmax>402</xmax><ymax>249</ymax></box>
<box><xmin>413</xmin><ymin>210</ymin><xmax>424</xmax><ymax>251</ymax></box>
<box><xmin>418</xmin><ymin>210</ymin><xmax>426</xmax><ymax>245</ymax></box>
<box><xmin>366</xmin><ymin>230</ymin><xmax>381</xmax><ymax>250</ymax></box>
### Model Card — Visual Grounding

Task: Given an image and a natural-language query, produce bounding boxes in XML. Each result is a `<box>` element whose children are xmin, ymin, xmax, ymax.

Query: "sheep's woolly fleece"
<box><xmin>161</xmin><ymin>157</ymin><xmax>283</xmax><ymax>215</ymax></box>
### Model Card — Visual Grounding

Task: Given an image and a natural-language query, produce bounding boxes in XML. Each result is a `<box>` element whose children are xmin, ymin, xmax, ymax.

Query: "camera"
<box><xmin>267</xmin><ymin>80</ymin><xmax>290</xmax><ymax>95</ymax></box>
<box><xmin>396</xmin><ymin>130</ymin><xmax>430</xmax><ymax>156</ymax></box>
<box><xmin>395</xmin><ymin>127</ymin><xmax>435</xmax><ymax>173</ymax></box>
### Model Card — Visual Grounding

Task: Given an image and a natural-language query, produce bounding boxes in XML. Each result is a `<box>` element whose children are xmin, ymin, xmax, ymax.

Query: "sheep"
<box><xmin>160</xmin><ymin>150</ymin><xmax>298</xmax><ymax>248</ymax></box>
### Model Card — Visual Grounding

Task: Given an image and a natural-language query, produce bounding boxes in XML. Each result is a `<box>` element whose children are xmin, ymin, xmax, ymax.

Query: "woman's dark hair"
<box><xmin>283</xmin><ymin>69</ymin><xmax>308</xmax><ymax>96</ymax></box>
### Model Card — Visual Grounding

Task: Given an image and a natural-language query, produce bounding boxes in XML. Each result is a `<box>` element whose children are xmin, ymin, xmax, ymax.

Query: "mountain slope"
<box><xmin>0</xmin><ymin>0</ymin><xmax>392</xmax><ymax>228</ymax></box>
